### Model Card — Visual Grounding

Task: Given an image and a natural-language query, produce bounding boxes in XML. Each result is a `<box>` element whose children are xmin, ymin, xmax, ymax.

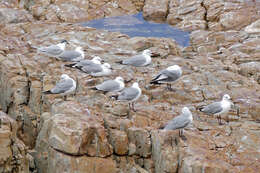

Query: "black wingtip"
<box><xmin>150</xmin><ymin>80</ymin><xmax>159</xmax><ymax>85</ymax></box>
<box><xmin>198</xmin><ymin>107</ymin><xmax>204</xmax><ymax>112</ymax></box>
<box><xmin>42</xmin><ymin>90</ymin><xmax>52</xmax><ymax>94</ymax></box>
<box><xmin>115</xmin><ymin>60</ymin><xmax>123</xmax><ymax>64</ymax></box>
<box><xmin>65</xmin><ymin>63</ymin><xmax>77</xmax><ymax>68</ymax></box>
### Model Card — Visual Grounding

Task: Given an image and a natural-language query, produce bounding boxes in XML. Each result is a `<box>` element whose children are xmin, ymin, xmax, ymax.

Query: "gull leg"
<box><xmin>128</xmin><ymin>103</ymin><xmax>132</xmax><ymax>110</ymax></box>
<box><xmin>217</xmin><ymin>115</ymin><xmax>223</xmax><ymax>125</ymax></box>
<box><xmin>0</xmin><ymin>118</ymin><xmax>1</xmax><ymax>128</ymax></box>
<box><xmin>64</xmin><ymin>95</ymin><xmax>67</xmax><ymax>101</ymax></box>
<box><xmin>132</xmin><ymin>102</ymin><xmax>136</xmax><ymax>112</ymax></box>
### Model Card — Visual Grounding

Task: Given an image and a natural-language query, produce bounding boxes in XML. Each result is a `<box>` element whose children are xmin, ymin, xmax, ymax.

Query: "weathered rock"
<box><xmin>127</xmin><ymin>128</ymin><xmax>151</xmax><ymax>157</ymax></box>
<box><xmin>151</xmin><ymin>130</ymin><xmax>179</xmax><ymax>173</ymax></box>
<box><xmin>108</xmin><ymin>129</ymin><xmax>129</xmax><ymax>155</ymax></box>
<box><xmin>143</xmin><ymin>0</ymin><xmax>169</xmax><ymax>22</ymax></box>
<box><xmin>0</xmin><ymin>2</ymin><xmax>260</xmax><ymax>172</ymax></box>
<box><xmin>47</xmin><ymin>147</ymin><xmax>117</xmax><ymax>173</ymax></box>
<box><xmin>0</xmin><ymin>111</ymin><xmax>29</xmax><ymax>173</ymax></box>
<box><xmin>0</xmin><ymin>8</ymin><xmax>33</xmax><ymax>26</ymax></box>
<box><xmin>245</xmin><ymin>19</ymin><xmax>260</xmax><ymax>34</ymax></box>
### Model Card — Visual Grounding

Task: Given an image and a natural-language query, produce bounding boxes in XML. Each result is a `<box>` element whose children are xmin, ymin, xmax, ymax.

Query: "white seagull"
<box><xmin>111</xmin><ymin>82</ymin><xmax>142</xmax><ymax>112</ymax></box>
<box><xmin>199</xmin><ymin>94</ymin><xmax>232</xmax><ymax>125</ymax></box>
<box><xmin>79</xmin><ymin>63</ymin><xmax>112</xmax><ymax>77</ymax></box>
<box><xmin>92</xmin><ymin>77</ymin><xmax>125</xmax><ymax>94</ymax></box>
<box><xmin>65</xmin><ymin>56</ymin><xmax>103</xmax><ymax>68</ymax></box>
<box><xmin>162</xmin><ymin>107</ymin><xmax>193</xmax><ymax>137</ymax></box>
<box><xmin>117</xmin><ymin>49</ymin><xmax>152</xmax><ymax>67</ymax></box>
<box><xmin>38</xmin><ymin>40</ymin><xmax>68</xmax><ymax>57</ymax></box>
<box><xmin>57</xmin><ymin>46</ymin><xmax>84</xmax><ymax>62</ymax></box>
<box><xmin>43</xmin><ymin>74</ymin><xmax>76</xmax><ymax>100</ymax></box>
<box><xmin>150</xmin><ymin>65</ymin><xmax>182</xmax><ymax>90</ymax></box>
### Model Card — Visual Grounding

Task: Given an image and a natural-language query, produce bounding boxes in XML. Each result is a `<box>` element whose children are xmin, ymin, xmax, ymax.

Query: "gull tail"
<box><xmin>150</xmin><ymin>80</ymin><xmax>160</xmax><ymax>85</ymax></box>
<box><xmin>198</xmin><ymin>106</ymin><xmax>205</xmax><ymax>112</ymax></box>
<box><xmin>90</xmin><ymin>87</ymin><xmax>98</xmax><ymax>91</ymax></box>
<box><xmin>65</xmin><ymin>63</ymin><xmax>77</xmax><ymax>68</ymax></box>
<box><xmin>42</xmin><ymin>90</ymin><xmax>52</xmax><ymax>94</ymax></box>
<box><xmin>158</xmin><ymin>124</ymin><xmax>165</xmax><ymax>129</ymax></box>
<box><xmin>115</xmin><ymin>60</ymin><xmax>124</xmax><ymax>64</ymax></box>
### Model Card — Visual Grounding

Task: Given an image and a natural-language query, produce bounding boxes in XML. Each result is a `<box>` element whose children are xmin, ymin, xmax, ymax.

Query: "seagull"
<box><xmin>65</xmin><ymin>56</ymin><xmax>103</xmax><ymax>68</ymax></box>
<box><xmin>111</xmin><ymin>82</ymin><xmax>142</xmax><ymax>112</ymax></box>
<box><xmin>38</xmin><ymin>40</ymin><xmax>69</xmax><ymax>57</ymax></box>
<box><xmin>199</xmin><ymin>94</ymin><xmax>232</xmax><ymax>125</ymax></box>
<box><xmin>92</xmin><ymin>76</ymin><xmax>125</xmax><ymax>94</ymax></box>
<box><xmin>150</xmin><ymin>65</ymin><xmax>182</xmax><ymax>90</ymax></box>
<box><xmin>57</xmin><ymin>46</ymin><xmax>84</xmax><ymax>62</ymax></box>
<box><xmin>162</xmin><ymin>107</ymin><xmax>193</xmax><ymax>137</ymax></box>
<box><xmin>79</xmin><ymin>63</ymin><xmax>112</xmax><ymax>77</ymax></box>
<box><xmin>43</xmin><ymin>74</ymin><xmax>76</xmax><ymax>100</ymax></box>
<box><xmin>117</xmin><ymin>49</ymin><xmax>152</xmax><ymax>67</ymax></box>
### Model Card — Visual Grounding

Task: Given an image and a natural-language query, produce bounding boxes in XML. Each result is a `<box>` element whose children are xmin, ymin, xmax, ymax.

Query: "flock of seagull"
<box><xmin>38</xmin><ymin>40</ymin><xmax>233</xmax><ymax>137</ymax></box>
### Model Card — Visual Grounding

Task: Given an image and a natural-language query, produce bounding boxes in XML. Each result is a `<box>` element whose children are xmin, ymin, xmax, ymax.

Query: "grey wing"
<box><xmin>162</xmin><ymin>69</ymin><xmax>181</xmax><ymax>81</ymax></box>
<box><xmin>39</xmin><ymin>45</ymin><xmax>63</xmax><ymax>56</ymax></box>
<box><xmin>123</xmin><ymin>55</ymin><xmax>146</xmax><ymax>67</ymax></box>
<box><xmin>96</xmin><ymin>80</ymin><xmax>120</xmax><ymax>92</ymax></box>
<box><xmin>118</xmin><ymin>87</ymin><xmax>139</xmax><ymax>101</ymax></box>
<box><xmin>51</xmin><ymin>79</ymin><xmax>74</xmax><ymax>94</ymax></box>
<box><xmin>201</xmin><ymin>102</ymin><xmax>223</xmax><ymax>115</ymax></box>
<box><xmin>81</xmin><ymin>64</ymin><xmax>103</xmax><ymax>73</ymax></box>
<box><xmin>164</xmin><ymin>115</ymin><xmax>191</xmax><ymax>130</ymax></box>
<box><xmin>59</xmin><ymin>51</ymin><xmax>81</xmax><ymax>61</ymax></box>
<box><xmin>77</xmin><ymin>60</ymin><xmax>95</xmax><ymax>66</ymax></box>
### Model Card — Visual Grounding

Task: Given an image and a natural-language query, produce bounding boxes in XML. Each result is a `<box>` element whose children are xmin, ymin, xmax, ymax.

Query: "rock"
<box><xmin>0</xmin><ymin>111</ymin><xmax>29</xmax><ymax>173</ymax></box>
<box><xmin>219</xmin><ymin>11</ymin><xmax>250</xmax><ymax>31</ymax></box>
<box><xmin>127</xmin><ymin>128</ymin><xmax>151</xmax><ymax>157</ymax></box>
<box><xmin>151</xmin><ymin>130</ymin><xmax>178</xmax><ymax>173</ymax></box>
<box><xmin>108</xmin><ymin>129</ymin><xmax>129</xmax><ymax>155</ymax></box>
<box><xmin>0</xmin><ymin>8</ymin><xmax>33</xmax><ymax>26</ymax></box>
<box><xmin>47</xmin><ymin>147</ymin><xmax>117</xmax><ymax>173</ymax></box>
<box><xmin>0</xmin><ymin>4</ymin><xmax>259</xmax><ymax>172</ymax></box>
<box><xmin>239</xmin><ymin>62</ymin><xmax>260</xmax><ymax>77</ymax></box>
<box><xmin>245</xmin><ymin>19</ymin><xmax>260</xmax><ymax>34</ymax></box>
<box><xmin>37</xmin><ymin>101</ymin><xmax>113</xmax><ymax>156</ymax></box>
<box><xmin>143</xmin><ymin>0</ymin><xmax>169</xmax><ymax>22</ymax></box>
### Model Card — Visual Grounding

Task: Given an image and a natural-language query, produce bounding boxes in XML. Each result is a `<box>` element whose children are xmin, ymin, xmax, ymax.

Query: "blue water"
<box><xmin>81</xmin><ymin>12</ymin><xmax>190</xmax><ymax>47</ymax></box>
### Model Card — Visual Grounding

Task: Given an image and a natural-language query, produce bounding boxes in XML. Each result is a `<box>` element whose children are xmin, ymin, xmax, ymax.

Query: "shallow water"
<box><xmin>81</xmin><ymin>12</ymin><xmax>190</xmax><ymax>47</ymax></box>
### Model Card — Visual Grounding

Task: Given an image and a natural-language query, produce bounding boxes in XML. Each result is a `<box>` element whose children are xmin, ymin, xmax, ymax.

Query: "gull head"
<box><xmin>182</xmin><ymin>107</ymin><xmax>191</xmax><ymax>115</ymax></box>
<box><xmin>92</xmin><ymin>56</ymin><xmax>102</xmax><ymax>64</ymax></box>
<box><xmin>223</xmin><ymin>94</ymin><xmax>231</xmax><ymax>101</ymax></box>
<box><xmin>132</xmin><ymin>82</ymin><xmax>139</xmax><ymax>88</ymax></box>
<box><xmin>167</xmin><ymin>65</ymin><xmax>181</xmax><ymax>71</ymax></box>
<box><xmin>60</xmin><ymin>74</ymin><xmax>70</xmax><ymax>80</ymax></box>
<box><xmin>60</xmin><ymin>39</ymin><xmax>69</xmax><ymax>44</ymax></box>
<box><xmin>58</xmin><ymin>40</ymin><xmax>69</xmax><ymax>50</ymax></box>
<box><xmin>75</xmin><ymin>46</ymin><xmax>83</xmax><ymax>51</ymax></box>
<box><xmin>142</xmin><ymin>49</ymin><xmax>152</xmax><ymax>56</ymax></box>
<box><xmin>115</xmin><ymin>76</ymin><xmax>124</xmax><ymax>82</ymax></box>
<box><xmin>103</xmin><ymin>63</ymin><xmax>111</xmax><ymax>69</ymax></box>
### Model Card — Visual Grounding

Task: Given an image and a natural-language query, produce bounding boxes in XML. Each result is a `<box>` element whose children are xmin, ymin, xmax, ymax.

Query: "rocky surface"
<box><xmin>0</xmin><ymin>0</ymin><xmax>260</xmax><ymax>173</ymax></box>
